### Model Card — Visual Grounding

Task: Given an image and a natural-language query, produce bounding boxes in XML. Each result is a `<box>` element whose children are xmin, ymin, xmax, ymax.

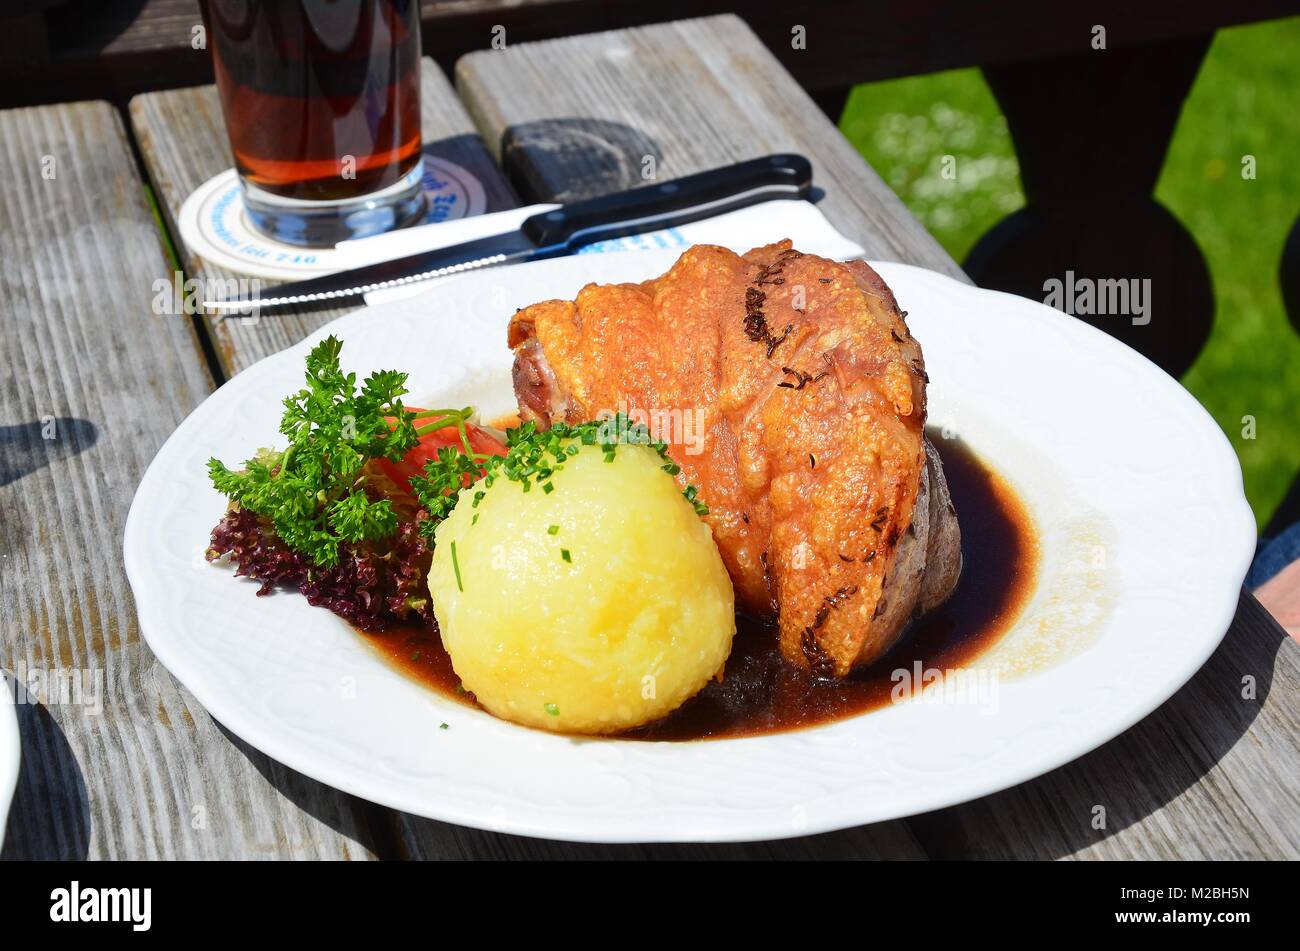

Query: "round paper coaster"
<box><xmin>177</xmin><ymin>156</ymin><xmax>488</xmax><ymax>280</ymax></box>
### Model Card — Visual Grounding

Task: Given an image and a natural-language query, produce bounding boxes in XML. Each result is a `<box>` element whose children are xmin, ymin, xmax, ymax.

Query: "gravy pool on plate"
<box><xmin>362</xmin><ymin>434</ymin><xmax>1038</xmax><ymax>741</ymax></box>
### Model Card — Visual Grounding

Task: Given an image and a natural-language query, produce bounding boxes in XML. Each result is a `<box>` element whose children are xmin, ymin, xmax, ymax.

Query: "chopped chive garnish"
<box><xmin>450</xmin><ymin>539</ymin><xmax>463</xmax><ymax>592</ymax></box>
<box><xmin>409</xmin><ymin>413</ymin><xmax>709</xmax><ymax>537</ymax></box>
<box><xmin>547</xmin><ymin>524</ymin><xmax>560</xmax><ymax>535</ymax></box>
<box><xmin>561</xmin><ymin>548</ymin><xmax>572</xmax><ymax>563</ymax></box>
<box><xmin>471</xmin><ymin>513</ymin><xmax>479</xmax><ymax>525</ymax></box>
<box><xmin>544</xmin><ymin>703</ymin><xmax>560</xmax><ymax>716</ymax></box>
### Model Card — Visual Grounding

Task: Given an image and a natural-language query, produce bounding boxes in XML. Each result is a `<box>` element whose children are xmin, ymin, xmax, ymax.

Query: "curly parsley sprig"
<box><xmin>409</xmin><ymin>414</ymin><xmax>708</xmax><ymax>542</ymax></box>
<box><xmin>206</xmin><ymin>335</ymin><xmax>470</xmax><ymax>568</ymax></box>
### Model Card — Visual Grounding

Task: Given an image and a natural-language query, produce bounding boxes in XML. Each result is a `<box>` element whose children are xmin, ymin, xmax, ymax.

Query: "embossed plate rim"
<box><xmin>124</xmin><ymin>250</ymin><xmax>1255</xmax><ymax>842</ymax></box>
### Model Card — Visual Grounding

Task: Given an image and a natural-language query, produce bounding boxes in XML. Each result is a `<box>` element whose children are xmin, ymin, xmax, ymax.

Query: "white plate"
<box><xmin>0</xmin><ymin>675</ymin><xmax>18</xmax><ymax>853</ymax></box>
<box><xmin>124</xmin><ymin>250</ymin><xmax>1255</xmax><ymax>843</ymax></box>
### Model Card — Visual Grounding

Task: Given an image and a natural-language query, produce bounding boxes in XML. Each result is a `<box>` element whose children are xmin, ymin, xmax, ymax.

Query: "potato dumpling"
<box><xmin>429</xmin><ymin>440</ymin><xmax>735</xmax><ymax>734</ymax></box>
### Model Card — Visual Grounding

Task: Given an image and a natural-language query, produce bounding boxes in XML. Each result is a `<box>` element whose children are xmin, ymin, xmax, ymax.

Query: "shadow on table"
<box><xmin>213</xmin><ymin>722</ymin><xmax>400</xmax><ymax>859</ymax></box>
<box><xmin>0</xmin><ymin>418</ymin><xmax>98</xmax><ymax>489</ymax></box>
<box><xmin>499</xmin><ymin>118</ymin><xmax>662</xmax><ymax>204</ymax></box>
<box><xmin>419</xmin><ymin>133</ymin><xmax>521</xmax><ymax>214</ymax></box>
<box><xmin>219</xmin><ymin>717</ymin><xmax>925</xmax><ymax>859</ymax></box>
<box><xmin>907</xmin><ymin>591</ymin><xmax>1289</xmax><ymax>859</ymax></box>
<box><xmin>1</xmin><ymin>690</ymin><xmax>91</xmax><ymax>860</ymax></box>
<box><xmin>383</xmin><ymin>815</ymin><xmax>925</xmax><ymax>860</ymax></box>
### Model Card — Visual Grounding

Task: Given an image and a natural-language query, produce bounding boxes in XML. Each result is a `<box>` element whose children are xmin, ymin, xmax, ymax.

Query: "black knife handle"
<box><xmin>520</xmin><ymin>153</ymin><xmax>813</xmax><ymax>250</ymax></box>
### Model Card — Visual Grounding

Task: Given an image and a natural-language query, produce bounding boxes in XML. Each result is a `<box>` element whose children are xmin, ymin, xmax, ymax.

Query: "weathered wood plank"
<box><xmin>456</xmin><ymin>14</ymin><xmax>963</xmax><ymax>279</ymax></box>
<box><xmin>129</xmin><ymin>58</ymin><xmax>518</xmax><ymax>380</ymax></box>
<box><xmin>453</xmin><ymin>13</ymin><xmax>1299</xmax><ymax>860</ymax></box>
<box><xmin>0</xmin><ymin>101</ymin><xmax>383</xmax><ymax>859</ymax></box>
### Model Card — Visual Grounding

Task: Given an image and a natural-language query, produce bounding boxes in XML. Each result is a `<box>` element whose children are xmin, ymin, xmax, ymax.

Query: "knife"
<box><xmin>203</xmin><ymin>153</ymin><xmax>813</xmax><ymax>312</ymax></box>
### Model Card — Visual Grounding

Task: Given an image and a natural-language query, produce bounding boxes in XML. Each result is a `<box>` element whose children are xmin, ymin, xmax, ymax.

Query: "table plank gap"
<box><xmin>0</xmin><ymin>99</ymin><xmax>378</xmax><ymax>859</ymax></box>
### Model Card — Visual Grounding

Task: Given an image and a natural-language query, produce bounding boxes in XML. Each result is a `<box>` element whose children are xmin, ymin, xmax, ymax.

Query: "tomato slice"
<box><xmin>378</xmin><ymin>408</ymin><xmax>508</xmax><ymax>495</ymax></box>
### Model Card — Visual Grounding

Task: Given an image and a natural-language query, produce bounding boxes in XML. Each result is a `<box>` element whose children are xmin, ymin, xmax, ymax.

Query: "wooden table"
<box><xmin>2</xmin><ymin>14</ymin><xmax>1296</xmax><ymax>860</ymax></box>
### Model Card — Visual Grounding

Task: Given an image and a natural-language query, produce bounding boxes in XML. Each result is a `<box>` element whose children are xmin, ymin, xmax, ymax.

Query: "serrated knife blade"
<box><xmin>203</xmin><ymin>231</ymin><xmax>539</xmax><ymax>312</ymax></box>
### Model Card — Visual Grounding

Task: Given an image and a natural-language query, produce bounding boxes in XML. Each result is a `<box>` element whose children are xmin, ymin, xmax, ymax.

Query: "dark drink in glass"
<box><xmin>202</xmin><ymin>0</ymin><xmax>425</xmax><ymax>247</ymax></box>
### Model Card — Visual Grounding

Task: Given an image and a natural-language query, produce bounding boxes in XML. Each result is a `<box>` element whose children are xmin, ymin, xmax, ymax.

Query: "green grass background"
<box><xmin>838</xmin><ymin>16</ymin><xmax>1300</xmax><ymax>531</ymax></box>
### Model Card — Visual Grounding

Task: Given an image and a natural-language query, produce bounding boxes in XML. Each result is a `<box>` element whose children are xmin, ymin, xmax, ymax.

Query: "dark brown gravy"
<box><xmin>362</xmin><ymin>436</ymin><xmax>1038</xmax><ymax>741</ymax></box>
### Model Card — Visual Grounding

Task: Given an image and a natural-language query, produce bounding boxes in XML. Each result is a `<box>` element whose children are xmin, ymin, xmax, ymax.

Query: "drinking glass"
<box><xmin>202</xmin><ymin>0</ymin><xmax>426</xmax><ymax>247</ymax></box>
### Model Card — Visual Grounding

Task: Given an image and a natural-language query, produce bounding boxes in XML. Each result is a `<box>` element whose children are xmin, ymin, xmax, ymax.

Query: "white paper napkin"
<box><xmin>340</xmin><ymin>199</ymin><xmax>866</xmax><ymax>306</ymax></box>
